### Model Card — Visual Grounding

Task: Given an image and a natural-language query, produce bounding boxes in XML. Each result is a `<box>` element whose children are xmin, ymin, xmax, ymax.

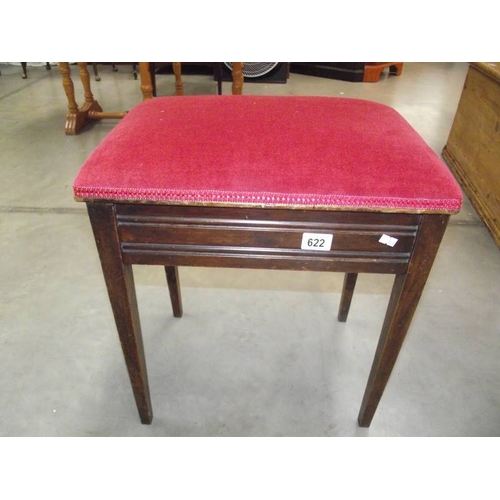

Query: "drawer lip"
<box><xmin>117</xmin><ymin>219</ymin><xmax>418</xmax><ymax>233</ymax></box>
<box><xmin>115</xmin><ymin>203</ymin><xmax>422</xmax><ymax>227</ymax></box>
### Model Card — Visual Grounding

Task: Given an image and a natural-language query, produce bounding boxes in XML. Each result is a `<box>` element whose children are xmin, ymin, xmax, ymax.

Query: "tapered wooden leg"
<box><xmin>87</xmin><ymin>203</ymin><xmax>153</xmax><ymax>424</ymax></box>
<box><xmin>338</xmin><ymin>273</ymin><xmax>358</xmax><ymax>322</ymax></box>
<box><xmin>358</xmin><ymin>214</ymin><xmax>449</xmax><ymax>427</ymax></box>
<box><xmin>21</xmin><ymin>62</ymin><xmax>28</xmax><ymax>78</ymax></box>
<box><xmin>165</xmin><ymin>266</ymin><xmax>183</xmax><ymax>318</ymax></box>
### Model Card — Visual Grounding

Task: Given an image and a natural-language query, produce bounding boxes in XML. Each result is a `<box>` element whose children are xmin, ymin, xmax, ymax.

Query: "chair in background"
<box><xmin>91</xmin><ymin>63</ymin><xmax>138</xmax><ymax>82</ymax></box>
<box><xmin>139</xmin><ymin>62</ymin><xmax>243</xmax><ymax>99</ymax></box>
<box><xmin>20</xmin><ymin>62</ymin><xmax>52</xmax><ymax>78</ymax></box>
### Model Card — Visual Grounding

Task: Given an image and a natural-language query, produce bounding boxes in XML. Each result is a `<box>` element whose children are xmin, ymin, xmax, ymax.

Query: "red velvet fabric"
<box><xmin>73</xmin><ymin>95</ymin><xmax>462</xmax><ymax>212</ymax></box>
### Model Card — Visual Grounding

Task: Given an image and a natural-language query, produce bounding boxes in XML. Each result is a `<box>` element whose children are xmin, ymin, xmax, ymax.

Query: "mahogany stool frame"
<box><xmin>86</xmin><ymin>201</ymin><xmax>449</xmax><ymax>427</ymax></box>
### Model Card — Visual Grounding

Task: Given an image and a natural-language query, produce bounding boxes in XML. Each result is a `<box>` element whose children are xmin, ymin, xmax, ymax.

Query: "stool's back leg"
<box><xmin>87</xmin><ymin>203</ymin><xmax>153</xmax><ymax>424</ymax></box>
<box><xmin>165</xmin><ymin>266</ymin><xmax>183</xmax><ymax>318</ymax></box>
<box><xmin>358</xmin><ymin>214</ymin><xmax>449</xmax><ymax>427</ymax></box>
<box><xmin>338</xmin><ymin>273</ymin><xmax>358</xmax><ymax>322</ymax></box>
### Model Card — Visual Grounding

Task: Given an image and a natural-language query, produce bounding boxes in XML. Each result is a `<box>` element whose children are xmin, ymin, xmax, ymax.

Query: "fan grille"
<box><xmin>224</xmin><ymin>62</ymin><xmax>279</xmax><ymax>78</ymax></box>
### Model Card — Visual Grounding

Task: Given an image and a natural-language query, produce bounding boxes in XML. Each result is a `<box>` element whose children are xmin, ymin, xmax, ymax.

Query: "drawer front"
<box><xmin>116</xmin><ymin>204</ymin><xmax>420</xmax><ymax>273</ymax></box>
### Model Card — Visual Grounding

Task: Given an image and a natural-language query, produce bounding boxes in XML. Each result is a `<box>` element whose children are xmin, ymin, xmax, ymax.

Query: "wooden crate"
<box><xmin>442</xmin><ymin>62</ymin><xmax>500</xmax><ymax>248</ymax></box>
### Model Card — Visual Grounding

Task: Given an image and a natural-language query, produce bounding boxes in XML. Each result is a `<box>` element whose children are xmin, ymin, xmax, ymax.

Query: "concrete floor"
<box><xmin>1</xmin><ymin>62</ymin><xmax>499</xmax><ymax>436</ymax></box>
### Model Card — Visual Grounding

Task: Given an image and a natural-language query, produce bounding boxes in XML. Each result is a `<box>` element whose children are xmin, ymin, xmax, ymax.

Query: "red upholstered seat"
<box><xmin>73</xmin><ymin>95</ymin><xmax>462</xmax><ymax>213</ymax></box>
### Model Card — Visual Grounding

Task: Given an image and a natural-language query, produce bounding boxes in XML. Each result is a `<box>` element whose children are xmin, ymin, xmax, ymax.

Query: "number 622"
<box><xmin>307</xmin><ymin>238</ymin><xmax>325</xmax><ymax>248</ymax></box>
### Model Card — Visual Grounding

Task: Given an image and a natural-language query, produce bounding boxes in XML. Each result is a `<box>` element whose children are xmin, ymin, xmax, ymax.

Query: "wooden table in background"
<box><xmin>59</xmin><ymin>62</ymin><xmax>244</xmax><ymax>135</ymax></box>
<box><xmin>59</xmin><ymin>62</ymin><xmax>127</xmax><ymax>135</ymax></box>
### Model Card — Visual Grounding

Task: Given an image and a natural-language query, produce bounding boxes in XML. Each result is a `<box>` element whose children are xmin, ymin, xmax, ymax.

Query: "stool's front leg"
<box><xmin>358</xmin><ymin>214</ymin><xmax>449</xmax><ymax>427</ymax></box>
<box><xmin>87</xmin><ymin>203</ymin><xmax>153</xmax><ymax>424</ymax></box>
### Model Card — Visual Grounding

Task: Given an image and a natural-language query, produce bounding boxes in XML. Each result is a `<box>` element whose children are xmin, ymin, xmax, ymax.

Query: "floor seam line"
<box><xmin>0</xmin><ymin>73</ymin><xmax>53</xmax><ymax>102</ymax></box>
<box><xmin>0</xmin><ymin>206</ymin><xmax>87</xmax><ymax>215</ymax></box>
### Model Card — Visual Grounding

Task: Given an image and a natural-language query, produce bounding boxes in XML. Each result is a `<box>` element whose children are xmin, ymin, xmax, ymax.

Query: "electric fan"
<box><xmin>223</xmin><ymin>62</ymin><xmax>280</xmax><ymax>78</ymax></box>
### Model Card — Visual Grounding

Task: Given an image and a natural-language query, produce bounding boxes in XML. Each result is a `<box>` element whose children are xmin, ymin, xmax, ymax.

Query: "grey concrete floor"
<box><xmin>0</xmin><ymin>62</ymin><xmax>499</xmax><ymax>436</ymax></box>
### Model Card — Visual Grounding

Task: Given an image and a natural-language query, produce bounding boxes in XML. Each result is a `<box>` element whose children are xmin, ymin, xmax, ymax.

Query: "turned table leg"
<box><xmin>59</xmin><ymin>62</ymin><xmax>125</xmax><ymax>134</ymax></box>
<box><xmin>338</xmin><ymin>273</ymin><xmax>358</xmax><ymax>322</ymax></box>
<box><xmin>139</xmin><ymin>62</ymin><xmax>154</xmax><ymax>100</ymax></box>
<box><xmin>87</xmin><ymin>203</ymin><xmax>153</xmax><ymax>424</ymax></box>
<box><xmin>76</xmin><ymin>63</ymin><xmax>106</xmax><ymax>121</ymax></box>
<box><xmin>358</xmin><ymin>214</ymin><xmax>449</xmax><ymax>427</ymax></box>
<box><xmin>232</xmin><ymin>62</ymin><xmax>244</xmax><ymax>95</ymax></box>
<box><xmin>77</xmin><ymin>62</ymin><xmax>102</xmax><ymax>109</ymax></box>
<box><xmin>173</xmin><ymin>62</ymin><xmax>184</xmax><ymax>96</ymax></box>
<box><xmin>59</xmin><ymin>62</ymin><xmax>79</xmax><ymax>114</ymax></box>
<box><xmin>59</xmin><ymin>62</ymin><xmax>88</xmax><ymax>135</ymax></box>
